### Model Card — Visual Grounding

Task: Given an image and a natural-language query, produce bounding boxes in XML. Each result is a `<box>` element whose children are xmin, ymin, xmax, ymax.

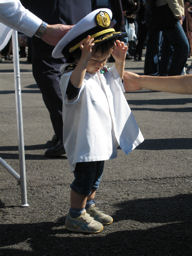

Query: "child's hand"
<box><xmin>80</xmin><ymin>35</ymin><xmax>95</xmax><ymax>62</ymax></box>
<box><xmin>112</xmin><ymin>40</ymin><xmax>128</xmax><ymax>63</ymax></box>
<box><xmin>70</xmin><ymin>36</ymin><xmax>95</xmax><ymax>89</ymax></box>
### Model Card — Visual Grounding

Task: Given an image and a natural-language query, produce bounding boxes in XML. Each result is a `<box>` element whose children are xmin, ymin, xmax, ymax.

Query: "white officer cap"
<box><xmin>52</xmin><ymin>8</ymin><xmax>126</xmax><ymax>59</ymax></box>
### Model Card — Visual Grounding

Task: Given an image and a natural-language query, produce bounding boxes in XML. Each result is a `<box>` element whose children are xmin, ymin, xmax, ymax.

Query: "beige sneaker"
<box><xmin>65</xmin><ymin>210</ymin><xmax>104</xmax><ymax>234</ymax></box>
<box><xmin>87</xmin><ymin>204</ymin><xmax>113</xmax><ymax>225</ymax></box>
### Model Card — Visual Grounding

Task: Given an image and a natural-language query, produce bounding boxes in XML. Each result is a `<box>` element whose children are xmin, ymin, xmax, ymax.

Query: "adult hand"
<box><xmin>123</xmin><ymin>71</ymin><xmax>141</xmax><ymax>92</ymax></box>
<box><xmin>41</xmin><ymin>24</ymin><xmax>73</xmax><ymax>46</ymax></box>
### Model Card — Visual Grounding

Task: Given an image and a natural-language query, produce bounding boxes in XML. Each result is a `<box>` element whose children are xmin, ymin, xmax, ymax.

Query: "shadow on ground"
<box><xmin>0</xmin><ymin>194</ymin><xmax>192</xmax><ymax>256</ymax></box>
<box><xmin>137</xmin><ymin>138</ymin><xmax>192</xmax><ymax>150</ymax></box>
<box><xmin>128</xmin><ymin>98</ymin><xmax>192</xmax><ymax>112</ymax></box>
<box><xmin>1</xmin><ymin>137</ymin><xmax>192</xmax><ymax>161</ymax></box>
<box><xmin>0</xmin><ymin>144</ymin><xmax>67</xmax><ymax>160</ymax></box>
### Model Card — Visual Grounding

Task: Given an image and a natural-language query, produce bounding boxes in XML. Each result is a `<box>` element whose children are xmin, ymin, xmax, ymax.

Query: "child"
<box><xmin>52</xmin><ymin>8</ymin><xmax>144</xmax><ymax>234</ymax></box>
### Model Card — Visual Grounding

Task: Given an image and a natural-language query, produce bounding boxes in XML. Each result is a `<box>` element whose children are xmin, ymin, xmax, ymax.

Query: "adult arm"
<box><xmin>123</xmin><ymin>71</ymin><xmax>192</xmax><ymax>94</ymax></box>
<box><xmin>0</xmin><ymin>0</ymin><xmax>42</xmax><ymax>37</ymax></box>
<box><xmin>0</xmin><ymin>0</ymin><xmax>72</xmax><ymax>45</ymax></box>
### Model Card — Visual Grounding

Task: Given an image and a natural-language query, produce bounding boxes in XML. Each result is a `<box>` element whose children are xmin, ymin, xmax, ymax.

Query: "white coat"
<box><xmin>60</xmin><ymin>65</ymin><xmax>144</xmax><ymax>171</ymax></box>
<box><xmin>0</xmin><ymin>0</ymin><xmax>42</xmax><ymax>37</ymax></box>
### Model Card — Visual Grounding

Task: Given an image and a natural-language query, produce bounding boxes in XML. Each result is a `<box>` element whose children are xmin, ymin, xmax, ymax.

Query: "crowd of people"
<box><xmin>1</xmin><ymin>1</ymin><xmax>192</xmax><ymax>64</ymax></box>
<box><xmin>1</xmin><ymin>1</ymin><xmax>192</xmax><ymax>70</ymax></box>
<box><xmin>0</xmin><ymin>0</ymin><xmax>192</xmax><ymax>234</ymax></box>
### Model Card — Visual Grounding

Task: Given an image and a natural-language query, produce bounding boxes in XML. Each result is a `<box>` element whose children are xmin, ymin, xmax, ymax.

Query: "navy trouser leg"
<box><xmin>32</xmin><ymin>56</ymin><xmax>64</xmax><ymax>141</ymax></box>
<box><xmin>71</xmin><ymin>161</ymin><xmax>105</xmax><ymax>196</ymax></box>
<box><xmin>144</xmin><ymin>29</ymin><xmax>161</xmax><ymax>75</ymax></box>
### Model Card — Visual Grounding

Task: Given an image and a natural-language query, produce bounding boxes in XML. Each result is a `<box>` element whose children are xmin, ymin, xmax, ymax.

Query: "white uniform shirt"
<box><xmin>0</xmin><ymin>0</ymin><xmax>42</xmax><ymax>37</ymax></box>
<box><xmin>60</xmin><ymin>65</ymin><xmax>144</xmax><ymax>171</ymax></box>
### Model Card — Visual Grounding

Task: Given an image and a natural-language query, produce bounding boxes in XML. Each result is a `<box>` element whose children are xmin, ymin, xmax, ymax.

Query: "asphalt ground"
<box><xmin>0</xmin><ymin>57</ymin><xmax>192</xmax><ymax>256</ymax></box>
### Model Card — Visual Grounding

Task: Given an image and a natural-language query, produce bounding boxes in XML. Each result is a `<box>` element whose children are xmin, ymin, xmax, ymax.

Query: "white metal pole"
<box><xmin>0</xmin><ymin>157</ymin><xmax>20</xmax><ymax>180</ymax></box>
<box><xmin>12</xmin><ymin>30</ymin><xmax>29</xmax><ymax>207</ymax></box>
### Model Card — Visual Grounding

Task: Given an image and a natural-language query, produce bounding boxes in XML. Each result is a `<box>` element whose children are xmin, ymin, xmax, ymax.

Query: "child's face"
<box><xmin>86</xmin><ymin>49</ymin><xmax>112</xmax><ymax>74</ymax></box>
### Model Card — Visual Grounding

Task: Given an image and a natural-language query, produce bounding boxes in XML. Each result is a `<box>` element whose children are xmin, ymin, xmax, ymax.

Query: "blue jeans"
<box><xmin>159</xmin><ymin>21</ymin><xmax>189</xmax><ymax>75</ymax></box>
<box><xmin>145</xmin><ymin>21</ymin><xmax>189</xmax><ymax>76</ymax></box>
<box><xmin>70</xmin><ymin>161</ymin><xmax>104</xmax><ymax>196</ymax></box>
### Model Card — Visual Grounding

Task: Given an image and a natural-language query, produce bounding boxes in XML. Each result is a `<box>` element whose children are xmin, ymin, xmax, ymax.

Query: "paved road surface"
<box><xmin>0</xmin><ymin>57</ymin><xmax>192</xmax><ymax>256</ymax></box>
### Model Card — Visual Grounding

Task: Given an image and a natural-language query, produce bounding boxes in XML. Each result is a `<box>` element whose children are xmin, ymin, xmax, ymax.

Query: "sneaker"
<box><xmin>87</xmin><ymin>204</ymin><xmax>113</xmax><ymax>225</ymax></box>
<box><xmin>65</xmin><ymin>210</ymin><xmax>104</xmax><ymax>234</ymax></box>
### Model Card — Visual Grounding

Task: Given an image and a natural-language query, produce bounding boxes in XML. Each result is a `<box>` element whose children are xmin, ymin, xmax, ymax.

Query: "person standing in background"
<box><xmin>184</xmin><ymin>0</ymin><xmax>192</xmax><ymax>55</ymax></box>
<box><xmin>183</xmin><ymin>0</ymin><xmax>192</xmax><ymax>73</ymax></box>
<box><xmin>144</xmin><ymin>0</ymin><xmax>189</xmax><ymax>76</ymax></box>
<box><xmin>134</xmin><ymin>0</ymin><xmax>148</xmax><ymax>61</ymax></box>
<box><xmin>21</xmin><ymin>1</ymin><xmax>93</xmax><ymax>157</ymax></box>
<box><xmin>21</xmin><ymin>0</ymin><xmax>124</xmax><ymax>158</ymax></box>
<box><xmin>121</xmin><ymin>0</ymin><xmax>140</xmax><ymax>59</ymax></box>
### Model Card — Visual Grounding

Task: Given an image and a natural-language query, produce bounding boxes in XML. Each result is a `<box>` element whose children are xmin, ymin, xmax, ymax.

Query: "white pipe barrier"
<box><xmin>0</xmin><ymin>30</ymin><xmax>29</xmax><ymax>207</ymax></box>
<box><xmin>0</xmin><ymin>157</ymin><xmax>20</xmax><ymax>180</ymax></box>
<box><xmin>12</xmin><ymin>30</ymin><xmax>28</xmax><ymax>207</ymax></box>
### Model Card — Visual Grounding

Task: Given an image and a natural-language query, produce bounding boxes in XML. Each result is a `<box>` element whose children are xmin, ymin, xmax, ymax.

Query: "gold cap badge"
<box><xmin>95</xmin><ymin>11</ymin><xmax>111</xmax><ymax>28</ymax></box>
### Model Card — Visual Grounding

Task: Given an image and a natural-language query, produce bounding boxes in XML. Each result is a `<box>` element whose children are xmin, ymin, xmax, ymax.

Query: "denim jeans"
<box><xmin>144</xmin><ymin>21</ymin><xmax>189</xmax><ymax>76</ymax></box>
<box><xmin>159</xmin><ymin>21</ymin><xmax>189</xmax><ymax>75</ymax></box>
<box><xmin>70</xmin><ymin>161</ymin><xmax>104</xmax><ymax>196</ymax></box>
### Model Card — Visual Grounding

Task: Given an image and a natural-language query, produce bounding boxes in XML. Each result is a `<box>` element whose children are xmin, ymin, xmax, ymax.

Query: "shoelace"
<box><xmin>89</xmin><ymin>207</ymin><xmax>105</xmax><ymax>215</ymax></box>
<box><xmin>81</xmin><ymin>212</ymin><xmax>95</xmax><ymax>223</ymax></box>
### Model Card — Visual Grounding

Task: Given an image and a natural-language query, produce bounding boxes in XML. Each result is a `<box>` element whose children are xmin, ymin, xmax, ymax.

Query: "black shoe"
<box><xmin>134</xmin><ymin>55</ymin><xmax>142</xmax><ymax>61</ymax></box>
<box><xmin>44</xmin><ymin>140</ymin><xmax>65</xmax><ymax>157</ymax></box>
<box><xmin>46</xmin><ymin>134</ymin><xmax>59</xmax><ymax>147</ymax></box>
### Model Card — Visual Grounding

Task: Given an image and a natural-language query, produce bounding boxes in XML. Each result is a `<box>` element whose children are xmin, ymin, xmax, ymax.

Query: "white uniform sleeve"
<box><xmin>108</xmin><ymin>65</ymin><xmax>125</xmax><ymax>92</ymax></box>
<box><xmin>0</xmin><ymin>0</ymin><xmax>42</xmax><ymax>37</ymax></box>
